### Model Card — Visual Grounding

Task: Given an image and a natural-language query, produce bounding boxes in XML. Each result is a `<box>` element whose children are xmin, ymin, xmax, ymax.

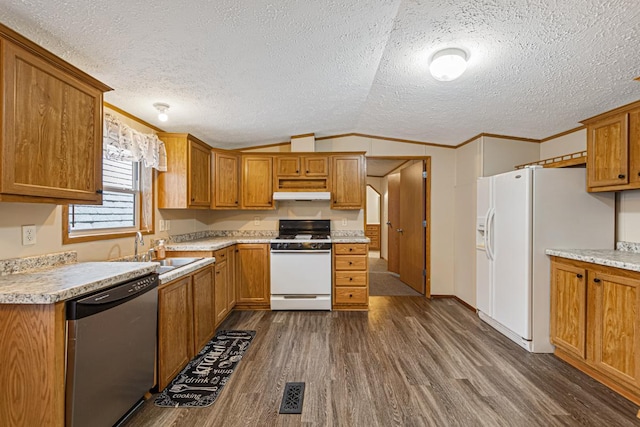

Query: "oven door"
<box><xmin>270</xmin><ymin>249</ymin><xmax>332</xmax><ymax>295</ymax></box>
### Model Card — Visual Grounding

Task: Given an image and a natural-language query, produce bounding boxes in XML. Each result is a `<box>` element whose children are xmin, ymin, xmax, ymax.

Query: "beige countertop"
<box><xmin>166</xmin><ymin>236</ymin><xmax>369</xmax><ymax>251</ymax></box>
<box><xmin>546</xmin><ymin>248</ymin><xmax>640</xmax><ymax>273</ymax></box>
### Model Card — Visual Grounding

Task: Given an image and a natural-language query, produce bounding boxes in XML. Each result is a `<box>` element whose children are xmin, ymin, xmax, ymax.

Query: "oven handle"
<box><xmin>270</xmin><ymin>249</ymin><xmax>332</xmax><ymax>254</ymax></box>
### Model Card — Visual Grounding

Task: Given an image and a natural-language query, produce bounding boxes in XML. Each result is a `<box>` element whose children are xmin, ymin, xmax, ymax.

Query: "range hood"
<box><xmin>273</xmin><ymin>191</ymin><xmax>331</xmax><ymax>201</ymax></box>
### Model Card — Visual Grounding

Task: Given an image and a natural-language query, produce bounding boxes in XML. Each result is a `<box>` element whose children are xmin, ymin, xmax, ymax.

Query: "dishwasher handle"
<box><xmin>67</xmin><ymin>273</ymin><xmax>159</xmax><ymax>320</ymax></box>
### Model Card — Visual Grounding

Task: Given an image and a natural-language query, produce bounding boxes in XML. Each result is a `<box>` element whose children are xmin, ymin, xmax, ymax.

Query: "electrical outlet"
<box><xmin>341</xmin><ymin>218</ymin><xmax>348</xmax><ymax>226</ymax></box>
<box><xmin>254</xmin><ymin>216</ymin><xmax>260</xmax><ymax>226</ymax></box>
<box><xmin>22</xmin><ymin>225</ymin><xmax>36</xmax><ymax>246</ymax></box>
<box><xmin>159</xmin><ymin>220</ymin><xmax>165</xmax><ymax>231</ymax></box>
<box><xmin>165</xmin><ymin>220</ymin><xmax>171</xmax><ymax>230</ymax></box>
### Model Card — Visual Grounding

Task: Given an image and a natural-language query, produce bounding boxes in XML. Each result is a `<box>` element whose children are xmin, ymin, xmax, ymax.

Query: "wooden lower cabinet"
<box><xmin>191</xmin><ymin>267</ymin><xmax>216</xmax><ymax>353</ymax></box>
<box><xmin>158</xmin><ymin>265</ymin><xmax>219</xmax><ymax>391</ymax></box>
<box><xmin>214</xmin><ymin>248</ymin><xmax>230</xmax><ymax>324</ymax></box>
<box><xmin>157</xmin><ymin>275</ymin><xmax>194</xmax><ymax>391</ymax></box>
<box><xmin>365</xmin><ymin>224</ymin><xmax>380</xmax><ymax>250</ymax></box>
<box><xmin>235</xmin><ymin>244</ymin><xmax>270</xmax><ymax>309</ymax></box>
<box><xmin>551</xmin><ymin>257</ymin><xmax>640</xmax><ymax>405</ymax></box>
<box><xmin>0</xmin><ymin>302</ymin><xmax>66</xmax><ymax>426</ymax></box>
<box><xmin>333</xmin><ymin>243</ymin><xmax>369</xmax><ymax>310</ymax></box>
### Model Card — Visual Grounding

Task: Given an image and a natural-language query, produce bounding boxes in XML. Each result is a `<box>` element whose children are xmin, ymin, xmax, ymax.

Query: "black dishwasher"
<box><xmin>65</xmin><ymin>273</ymin><xmax>159</xmax><ymax>427</ymax></box>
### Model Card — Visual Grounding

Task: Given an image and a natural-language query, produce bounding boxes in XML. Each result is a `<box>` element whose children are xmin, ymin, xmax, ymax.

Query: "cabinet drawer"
<box><xmin>334</xmin><ymin>243</ymin><xmax>367</xmax><ymax>255</ymax></box>
<box><xmin>335</xmin><ymin>255</ymin><xmax>367</xmax><ymax>271</ymax></box>
<box><xmin>334</xmin><ymin>287</ymin><xmax>368</xmax><ymax>304</ymax></box>
<box><xmin>214</xmin><ymin>247</ymin><xmax>228</xmax><ymax>261</ymax></box>
<box><xmin>335</xmin><ymin>271</ymin><xmax>367</xmax><ymax>287</ymax></box>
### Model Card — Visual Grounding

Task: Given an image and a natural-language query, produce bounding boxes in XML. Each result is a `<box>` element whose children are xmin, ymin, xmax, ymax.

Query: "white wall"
<box><xmin>539</xmin><ymin>129</ymin><xmax>586</xmax><ymax>159</ymax></box>
<box><xmin>539</xmin><ymin>128</ymin><xmax>640</xmax><ymax>244</ymax></box>
<box><xmin>454</xmin><ymin>139</ymin><xmax>481</xmax><ymax>306</ymax></box>
<box><xmin>481</xmin><ymin>137</ymin><xmax>540</xmax><ymax>177</ymax></box>
<box><xmin>366</xmin><ymin>185</ymin><xmax>381</xmax><ymax>224</ymax></box>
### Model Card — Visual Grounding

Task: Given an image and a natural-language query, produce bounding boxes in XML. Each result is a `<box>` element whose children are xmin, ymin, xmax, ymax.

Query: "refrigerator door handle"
<box><xmin>486</xmin><ymin>208</ymin><xmax>496</xmax><ymax>261</ymax></box>
<box><xmin>483</xmin><ymin>212</ymin><xmax>491</xmax><ymax>259</ymax></box>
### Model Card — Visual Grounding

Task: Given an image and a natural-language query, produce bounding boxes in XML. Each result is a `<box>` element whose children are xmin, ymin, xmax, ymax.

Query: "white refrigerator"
<box><xmin>476</xmin><ymin>166</ymin><xmax>614</xmax><ymax>353</ymax></box>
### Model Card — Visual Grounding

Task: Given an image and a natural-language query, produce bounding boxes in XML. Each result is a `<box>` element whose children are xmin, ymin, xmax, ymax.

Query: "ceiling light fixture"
<box><xmin>153</xmin><ymin>102</ymin><xmax>170</xmax><ymax>122</ymax></box>
<box><xmin>429</xmin><ymin>48</ymin><xmax>468</xmax><ymax>82</ymax></box>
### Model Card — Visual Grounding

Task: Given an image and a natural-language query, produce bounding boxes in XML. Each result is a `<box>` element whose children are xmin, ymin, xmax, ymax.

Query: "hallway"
<box><xmin>368</xmin><ymin>251</ymin><xmax>422</xmax><ymax>296</ymax></box>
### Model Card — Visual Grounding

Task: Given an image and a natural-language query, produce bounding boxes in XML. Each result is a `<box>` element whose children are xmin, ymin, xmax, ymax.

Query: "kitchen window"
<box><xmin>62</xmin><ymin>111</ymin><xmax>164</xmax><ymax>244</ymax></box>
<box><xmin>62</xmin><ymin>156</ymin><xmax>154</xmax><ymax>243</ymax></box>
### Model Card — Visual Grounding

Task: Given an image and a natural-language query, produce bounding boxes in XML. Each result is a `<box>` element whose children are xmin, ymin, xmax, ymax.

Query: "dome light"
<box><xmin>153</xmin><ymin>103</ymin><xmax>170</xmax><ymax>122</ymax></box>
<box><xmin>429</xmin><ymin>48</ymin><xmax>468</xmax><ymax>81</ymax></box>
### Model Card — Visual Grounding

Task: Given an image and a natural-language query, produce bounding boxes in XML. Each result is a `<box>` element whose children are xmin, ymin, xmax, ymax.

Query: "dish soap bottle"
<box><xmin>156</xmin><ymin>239</ymin><xmax>166</xmax><ymax>260</ymax></box>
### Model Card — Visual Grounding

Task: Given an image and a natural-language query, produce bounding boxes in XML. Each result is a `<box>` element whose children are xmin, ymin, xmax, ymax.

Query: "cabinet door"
<box><xmin>227</xmin><ymin>245</ymin><xmax>237</xmax><ymax>310</ymax></box>
<box><xmin>628</xmin><ymin>109</ymin><xmax>640</xmax><ymax>185</ymax></box>
<box><xmin>213</xmin><ymin>152</ymin><xmax>239</xmax><ymax>208</ymax></box>
<box><xmin>214</xmin><ymin>259</ymin><xmax>229</xmax><ymax>325</ymax></box>
<box><xmin>235</xmin><ymin>244</ymin><xmax>270</xmax><ymax>306</ymax></box>
<box><xmin>590</xmin><ymin>272</ymin><xmax>640</xmax><ymax>388</ymax></box>
<box><xmin>331</xmin><ymin>155</ymin><xmax>365</xmax><ymax>209</ymax></box>
<box><xmin>276</xmin><ymin>156</ymin><xmax>301</xmax><ymax>177</ymax></box>
<box><xmin>587</xmin><ymin>114</ymin><xmax>629</xmax><ymax>188</ymax></box>
<box><xmin>192</xmin><ymin>267</ymin><xmax>215</xmax><ymax>353</ymax></box>
<box><xmin>303</xmin><ymin>156</ymin><xmax>329</xmax><ymax>177</ymax></box>
<box><xmin>1</xmin><ymin>40</ymin><xmax>103</xmax><ymax>203</ymax></box>
<box><xmin>242</xmin><ymin>156</ymin><xmax>273</xmax><ymax>209</ymax></box>
<box><xmin>158</xmin><ymin>276</ymin><xmax>193</xmax><ymax>390</ymax></box>
<box><xmin>550</xmin><ymin>262</ymin><xmax>587</xmax><ymax>358</ymax></box>
<box><xmin>188</xmin><ymin>140</ymin><xmax>212</xmax><ymax>207</ymax></box>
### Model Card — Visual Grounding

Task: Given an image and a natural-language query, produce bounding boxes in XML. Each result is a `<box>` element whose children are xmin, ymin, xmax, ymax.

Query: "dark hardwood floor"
<box><xmin>125</xmin><ymin>297</ymin><xmax>639</xmax><ymax>426</ymax></box>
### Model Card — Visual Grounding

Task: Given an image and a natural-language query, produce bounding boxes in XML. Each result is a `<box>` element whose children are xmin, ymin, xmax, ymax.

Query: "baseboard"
<box><xmin>431</xmin><ymin>295</ymin><xmax>476</xmax><ymax>312</ymax></box>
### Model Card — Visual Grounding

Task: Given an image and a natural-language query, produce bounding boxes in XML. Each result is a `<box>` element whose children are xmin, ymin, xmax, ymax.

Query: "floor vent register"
<box><xmin>279</xmin><ymin>382</ymin><xmax>305</xmax><ymax>414</ymax></box>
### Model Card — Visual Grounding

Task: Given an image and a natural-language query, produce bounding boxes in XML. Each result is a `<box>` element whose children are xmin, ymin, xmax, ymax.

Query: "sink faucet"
<box><xmin>134</xmin><ymin>231</ymin><xmax>144</xmax><ymax>261</ymax></box>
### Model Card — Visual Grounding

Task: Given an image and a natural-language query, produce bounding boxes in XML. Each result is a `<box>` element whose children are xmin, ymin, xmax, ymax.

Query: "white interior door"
<box><xmin>492</xmin><ymin>169</ymin><xmax>532</xmax><ymax>340</ymax></box>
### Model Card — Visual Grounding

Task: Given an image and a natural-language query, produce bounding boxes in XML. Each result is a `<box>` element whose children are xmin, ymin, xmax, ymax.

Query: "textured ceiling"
<box><xmin>1</xmin><ymin>1</ymin><xmax>639</xmax><ymax>148</ymax></box>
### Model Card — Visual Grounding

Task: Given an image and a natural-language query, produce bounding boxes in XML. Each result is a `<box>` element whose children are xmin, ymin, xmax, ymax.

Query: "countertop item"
<box><xmin>546</xmin><ymin>248</ymin><xmax>640</xmax><ymax>273</ymax></box>
<box><xmin>0</xmin><ymin>262</ymin><xmax>157</xmax><ymax>304</ymax></box>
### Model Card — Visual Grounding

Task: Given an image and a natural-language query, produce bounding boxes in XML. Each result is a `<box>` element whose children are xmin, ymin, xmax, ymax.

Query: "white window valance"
<box><xmin>103</xmin><ymin>112</ymin><xmax>167</xmax><ymax>171</ymax></box>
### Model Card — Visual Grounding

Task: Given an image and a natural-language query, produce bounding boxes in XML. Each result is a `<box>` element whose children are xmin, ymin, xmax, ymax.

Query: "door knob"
<box><xmin>386</xmin><ymin>221</ymin><xmax>392</xmax><ymax>226</ymax></box>
<box><xmin>397</xmin><ymin>228</ymin><xmax>403</xmax><ymax>233</ymax></box>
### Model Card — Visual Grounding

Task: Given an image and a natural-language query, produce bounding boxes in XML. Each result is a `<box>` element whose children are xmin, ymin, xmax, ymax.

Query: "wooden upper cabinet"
<box><xmin>304</xmin><ymin>156</ymin><xmax>329</xmax><ymax>177</ymax></box>
<box><xmin>331</xmin><ymin>155</ymin><xmax>365</xmax><ymax>209</ymax></box>
<box><xmin>550</xmin><ymin>261</ymin><xmax>587</xmax><ymax>359</ymax></box>
<box><xmin>274</xmin><ymin>154</ymin><xmax>330</xmax><ymax>191</ymax></box>
<box><xmin>586</xmin><ymin>114</ymin><xmax>628</xmax><ymax>188</ymax></box>
<box><xmin>276</xmin><ymin>156</ymin><xmax>302</xmax><ymax>177</ymax></box>
<box><xmin>157</xmin><ymin>133</ymin><xmax>211</xmax><ymax>209</ymax></box>
<box><xmin>629</xmin><ymin>109</ymin><xmax>640</xmax><ymax>185</ymax></box>
<box><xmin>583</xmin><ymin>101</ymin><xmax>640</xmax><ymax>192</ymax></box>
<box><xmin>242</xmin><ymin>155</ymin><xmax>273</xmax><ymax>209</ymax></box>
<box><xmin>0</xmin><ymin>29</ymin><xmax>110</xmax><ymax>204</ymax></box>
<box><xmin>590</xmin><ymin>271</ymin><xmax>640</xmax><ymax>389</ymax></box>
<box><xmin>212</xmin><ymin>151</ymin><xmax>239</xmax><ymax>209</ymax></box>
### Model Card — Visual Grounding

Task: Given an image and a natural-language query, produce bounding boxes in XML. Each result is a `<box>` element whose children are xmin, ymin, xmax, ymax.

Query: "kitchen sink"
<box><xmin>153</xmin><ymin>257</ymin><xmax>203</xmax><ymax>274</ymax></box>
<box><xmin>156</xmin><ymin>257</ymin><xmax>203</xmax><ymax>267</ymax></box>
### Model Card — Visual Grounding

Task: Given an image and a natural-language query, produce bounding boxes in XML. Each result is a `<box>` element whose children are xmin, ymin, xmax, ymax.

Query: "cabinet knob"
<box><xmin>618</xmin><ymin>174</ymin><xmax>626</xmax><ymax>179</ymax></box>
<box><xmin>235</xmin><ymin>200</ymin><xmax>238</xmax><ymax>204</ymax></box>
<box><xmin>348</xmin><ymin>261</ymin><xmax>353</xmax><ymax>265</ymax></box>
<box><xmin>576</xmin><ymin>274</ymin><xmax>583</xmax><ymax>279</ymax></box>
<box><xmin>349</xmin><ymin>277</ymin><xmax>353</xmax><ymax>281</ymax></box>
<box><xmin>594</xmin><ymin>278</ymin><xmax>601</xmax><ymax>283</ymax></box>
<box><xmin>191</xmin><ymin>197</ymin><xmax>195</xmax><ymax>202</ymax></box>
<box><xmin>306</xmin><ymin>170</ymin><xmax>309</xmax><ymax>173</ymax></box>
<box><xmin>96</xmin><ymin>189</ymin><xmax>103</xmax><ymax>194</ymax></box>
<box><xmin>216</xmin><ymin>271</ymin><xmax>220</xmax><ymax>275</ymax></box>
<box><xmin>349</xmin><ymin>248</ymin><xmax>353</xmax><ymax>252</ymax></box>
<box><xmin>637</xmin><ymin>172</ymin><xmax>640</xmax><ymax>177</ymax></box>
<box><xmin>296</xmin><ymin>170</ymin><xmax>299</xmax><ymax>173</ymax></box>
<box><xmin>349</xmin><ymin>294</ymin><xmax>353</xmax><ymax>298</ymax></box>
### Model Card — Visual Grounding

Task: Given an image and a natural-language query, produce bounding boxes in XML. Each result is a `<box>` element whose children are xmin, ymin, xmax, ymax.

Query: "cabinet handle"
<box><xmin>593</xmin><ymin>278</ymin><xmax>601</xmax><ymax>283</ymax></box>
<box><xmin>96</xmin><ymin>189</ymin><xmax>103</xmax><ymax>194</ymax></box>
<box><xmin>618</xmin><ymin>174</ymin><xmax>626</xmax><ymax>179</ymax></box>
<box><xmin>576</xmin><ymin>274</ymin><xmax>583</xmax><ymax>279</ymax></box>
